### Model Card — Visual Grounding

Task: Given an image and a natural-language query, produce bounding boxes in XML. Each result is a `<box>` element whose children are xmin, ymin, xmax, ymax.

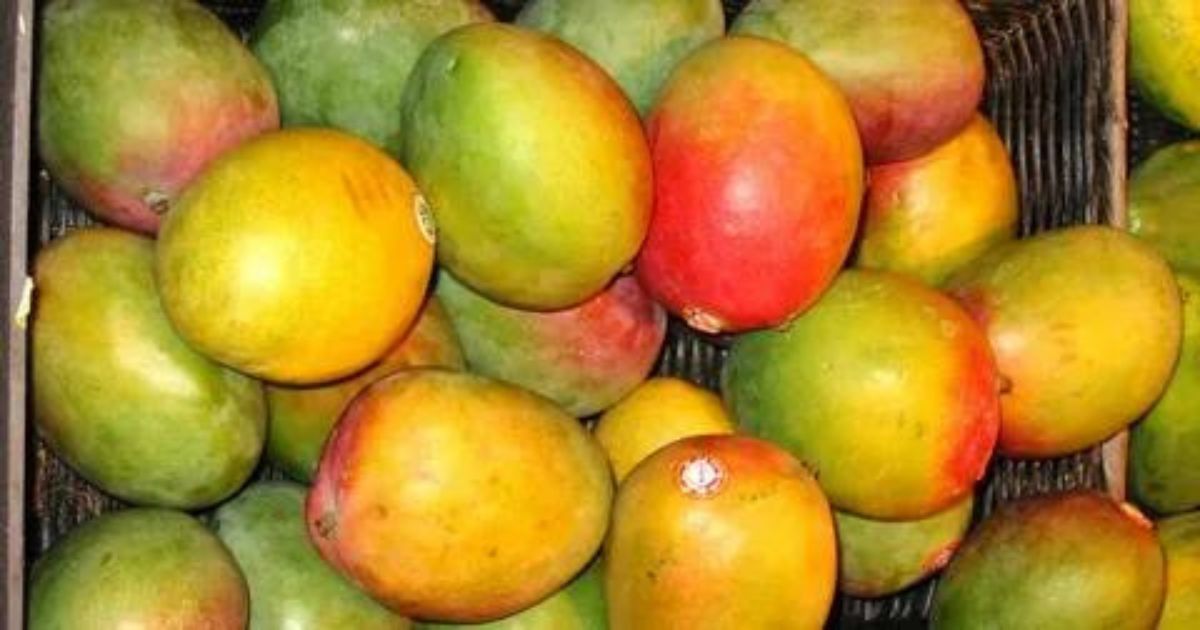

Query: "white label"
<box><xmin>414</xmin><ymin>193</ymin><xmax>437</xmax><ymax>245</ymax></box>
<box><xmin>14</xmin><ymin>276</ymin><xmax>33</xmax><ymax>330</ymax></box>
<box><xmin>678</xmin><ymin>455</ymin><xmax>726</xmax><ymax>498</ymax></box>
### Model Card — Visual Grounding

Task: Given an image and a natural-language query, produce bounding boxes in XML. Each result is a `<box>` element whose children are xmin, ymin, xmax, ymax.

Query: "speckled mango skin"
<box><xmin>38</xmin><ymin>0</ymin><xmax>278</xmax><ymax>234</ymax></box>
<box><xmin>1129</xmin><ymin>140</ymin><xmax>1200</xmax><ymax>274</ymax></box>
<box><xmin>930</xmin><ymin>492</ymin><xmax>1164</xmax><ymax>629</ymax></box>
<box><xmin>29</xmin><ymin>509</ymin><xmax>248</xmax><ymax>630</ymax></box>
<box><xmin>156</xmin><ymin>128</ymin><xmax>435</xmax><ymax>384</ymax></box>
<box><xmin>1159</xmin><ymin>511</ymin><xmax>1200</xmax><ymax>629</ymax></box>
<box><xmin>1131</xmin><ymin>273</ymin><xmax>1200</xmax><ymax>515</ymax></box>
<box><xmin>251</xmin><ymin>0</ymin><xmax>492</xmax><ymax>155</ymax></box>
<box><xmin>436</xmin><ymin>272</ymin><xmax>666</xmax><ymax>417</ymax></box>
<box><xmin>946</xmin><ymin>225</ymin><xmax>1182</xmax><ymax>458</ymax></box>
<box><xmin>266</xmin><ymin>297</ymin><xmax>464</xmax><ymax>482</ymax></box>
<box><xmin>724</xmin><ymin>270</ymin><xmax>1000</xmax><ymax>520</ymax></box>
<box><xmin>516</xmin><ymin>0</ymin><xmax>723</xmax><ymax>115</ymax></box>
<box><xmin>416</xmin><ymin>560</ymin><xmax>606</xmax><ymax>630</ymax></box>
<box><xmin>1131</xmin><ymin>0</ymin><xmax>1200</xmax><ymax>130</ymax></box>
<box><xmin>636</xmin><ymin>36</ymin><xmax>862</xmax><ymax>333</ymax></box>
<box><xmin>856</xmin><ymin>115</ymin><xmax>1018</xmax><ymax>286</ymax></box>
<box><xmin>214</xmin><ymin>482</ymin><xmax>411</xmax><ymax>630</ymax></box>
<box><xmin>733</xmin><ymin>0</ymin><xmax>984</xmax><ymax>164</ymax></box>
<box><xmin>400</xmin><ymin>23</ymin><xmax>651</xmax><ymax>310</ymax></box>
<box><xmin>836</xmin><ymin>494</ymin><xmax>974</xmax><ymax>598</ymax></box>
<box><xmin>33</xmin><ymin>228</ymin><xmax>265</xmax><ymax>509</ymax></box>
<box><xmin>605</xmin><ymin>435</ymin><xmax>836</xmax><ymax>630</ymax></box>
<box><xmin>307</xmin><ymin>370</ymin><xmax>612</xmax><ymax>623</ymax></box>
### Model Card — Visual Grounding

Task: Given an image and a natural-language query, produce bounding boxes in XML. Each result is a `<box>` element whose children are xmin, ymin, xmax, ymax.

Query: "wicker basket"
<box><xmin>1</xmin><ymin>0</ymin><xmax>1129</xmax><ymax>627</ymax></box>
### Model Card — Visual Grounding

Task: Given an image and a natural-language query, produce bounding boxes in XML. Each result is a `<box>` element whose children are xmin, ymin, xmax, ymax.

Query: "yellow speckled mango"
<box><xmin>156</xmin><ymin>128</ymin><xmax>434</xmax><ymax>384</ymax></box>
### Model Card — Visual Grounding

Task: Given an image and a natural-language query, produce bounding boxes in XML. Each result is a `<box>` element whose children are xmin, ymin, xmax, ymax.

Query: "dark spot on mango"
<box><xmin>314</xmin><ymin>512</ymin><xmax>338</xmax><ymax>540</ymax></box>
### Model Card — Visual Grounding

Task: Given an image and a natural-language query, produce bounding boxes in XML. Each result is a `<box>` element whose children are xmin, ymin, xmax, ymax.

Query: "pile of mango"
<box><xmin>24</xmin><ymin>0</ymin><xmax>1200</xmax><ymax>628</ymax></box>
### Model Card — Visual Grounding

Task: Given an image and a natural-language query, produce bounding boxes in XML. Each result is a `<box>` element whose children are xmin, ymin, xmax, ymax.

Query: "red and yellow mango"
<box><xmin>637</xmin><ymin>36</ymin><xmax>863</xmax><ymax>333</ymax></box>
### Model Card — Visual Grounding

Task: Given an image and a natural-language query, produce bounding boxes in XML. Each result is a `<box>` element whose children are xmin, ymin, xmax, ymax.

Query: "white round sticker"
<box><xmin>678</xmin><ymin>455</ymin><xmax>726</xmax><ymax>498</ymax></box>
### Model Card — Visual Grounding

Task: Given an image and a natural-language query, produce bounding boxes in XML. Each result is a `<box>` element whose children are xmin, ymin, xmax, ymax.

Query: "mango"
<box><xmin>724</xmin><ymin>270</ymin><xmax>999</xmax><ymax>520</ymax></box>
<box><xmin>1159</xmin><ymin>511</ymin><xmax>1200</xmax><ymax>630</ymax></box>
<box><xmin>733</xmin><ymin>0</ymin><xmax>984</xmax><ymax>164</ymax></box>
<box><xmin>605</xmin><ymin>435</ymin><xmax>836</xmax><ymax>629</ymax></box>
<box><xmin>1131</xmin><ymin>272</ymin><xmax>1200</xmax><ymax>515</ymax></box>
<box><xmin>516</xmin><ymin>0</ymin><xmax>723</xmax><ymax>114</ymax></box>
<box><xmin>1129</xmin><ymin>139</ymin><xmax>1200</xmax><ymax>273</ymax></box>
<box><xmin>29</xmin><ymin>509</ymin><xmax>248</xmax><ymax>630</ymax></box>
<box><xmin>33</xmin><ymin>228</ymin><xmax>264</xmax><ymax>509</ymax></box>
<box><xmin>416</xmin><ymin>561</ymin><xmax>606</xmax><ymax>629</ymax></box>
<box><xmin>931</xmin><ymin>492</ymin><xmax>1164</xmax><ymax>629</ymax></box>
<box><xmin>856</xmin><ymin>114</ymin><xmax>1018</xmax><ymax>286</ymax></box>
<box><xmin>1131</xmin><ymin>0</ymin><xmax>1200</xmax><ymax>130</ymax></box>
<box><xmin>836</xmin><ymin>495</ymin><xmax>974</xmax><ymax>598</ymax></box>
<box><xmin>400</xmin><ymin>23</ymin><xmax>650</xmax><ymax>310</ymax></box>
<box><xmin>156</xmin><ymin>128</ymin><xmax>434</xmax><ymax>384</ymax></box>
<box><xmin>266</xmin><ymin>297</ymin><xmax>464</xmax><ymax>482</ymax></box>
<box><xmin>436</xmin><ymin>272</ymin><xmax>665</xmax><ymax>417</ymax></box>
<box><xmin>947</xmin><ymin>225</ymin><xmax>1182</xmax><ymax>457</ymax></box>
<box><xmin>636</xmin><ymin>36</ymin><xmax>862</xmax><ymax>333</ymax></box>
<box><xmin>214</xmin><ymin>482</ymin><xmax>410</xmax><ymax>629</ymax></box>
<box><xmin>252</xmin><ymin>0</ymin><xmax>492</xmax><ymax>154</ymax></box>
<box><xmin>307</xmin><ymin>369</ymin><xmax>612</xmax><ymax>622</ymax></box>
<box><xmin>38</xmin><ymin>0</ymin><xmax>277</xmax><ymax>233</ymax></box>
<box><xmin>594</xmin><ymin>377</ymin><xmax>735</xmax><ymax>483</ymax></box>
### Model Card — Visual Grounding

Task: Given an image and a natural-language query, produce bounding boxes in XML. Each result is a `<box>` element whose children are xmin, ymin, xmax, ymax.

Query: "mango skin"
<box><xmin>836</xmin><ymin>494</ymin><xmax>974</xmax><ymax>598</ymax></box>
<box><xmin>1131</xmin><ymin>0</ymin><xmax>1200</xmax><ymax>130</ymax></box>
<box><xmin>156</xmin><ymin>128</ymin><xmax>435</xmax><ymax>384</ymax></box>
<box><xmin>307</xmin><ymin>369</ymin><xmax>613</xmax><ymax>623</ymax></box>
<box><xmin>594</xmin><ymin>377</ymin><xmax>735</xmax><ymax>483</ymax></box>
<box><xmin>266</xmin><ymin>297</ymin><xmax>464</xmax><ymax>482</ymax></box>
<box><xmin>214</xmin><ymin>482</ymin><xmax>411</xmax><ymax>630</ymax></box>
<box><xmin>1131</xmin><ymin>273</ymin><xmax>1200</xmax><ymax>515</ymax></box>
<box><xmin>930</xmin><ymin>492</ymin><xmax>1164</xmax><ymax>629</ymax></box>
<box><xmin>436</xmin><ymin>272</ymin><xmax>666</xmax><ymax>417</ymax></box>
<box><xmin>33</xmin><ymin>228</ymin><xmax>265</xmax><ymax>509</ymax></box>
<box><xmin>636</xmin><ymin>36</ymin><xmax>863</xmax><ymax>333</ymax></box>
<box><xmin>733</xmin><ymin>0</ymin><xmax>984</xmax><ymax>164</ymax></box>
<box><xmin>400</xmin><ymin>23</ymin><xmax>651</xmax><ymax>310</ymax></box>
<box><xmin>724</xmin><ymin>270</ymin><xmax>999</xmax><ymax>520</ymax></box>
<box><xmin>416</xmin><ymin>561</ymin><xmax>606</xmax><ymax>629</ymax></box>
<box><xmin>1159</xmin><ymin>511</ymin><xmax>1200</xmax><ymax>630</ymax></box>
<box><xmin>38</xmin><ymin>0</ymin><xmax>278</xmax><ymax>234</ymax></box>
<box><xmin>856</xmin><ymin>114</ymin><xmax>1018</xmax><ymax>286</ymax></box>
<box><xmin>605</xmin><ymin>435</ymin><xmax>836</xmax><ymax>630</ymax></box>
<box><xmin>947</xmin><ymin>225</ymin><xmax>1182</xmax><ymax>458</ymax></box>
<box><xmin>252</xmin><ymin>0</ymin><xmax>492</xmax><ymax>155</ymax></box>
<box><xmin>29</xmin><ymin>509</ymin><xmax>248</xmax><ymax>630</ymax></box>
<box><xmin>516</xmin><ymin>0</ymin><xmax>723</xmax><ymax>115</ymax></box>
<box><xmin>1129</xmin><ymin>140</ymin><xmax>1200</xmax><ymax>274</ymax></box>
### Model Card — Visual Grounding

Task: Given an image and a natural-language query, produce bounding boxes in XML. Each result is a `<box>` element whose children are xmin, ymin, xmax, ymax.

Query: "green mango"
<box><xmin>214</xmin><ymin>482</ymin><xmax>410</xmax><ymax>629</ymax></box>
<box><xmin>30</xmin><ymin>509</ymin><xmax>248</xmax><ymax>629</ymax></box>
<box><xmin>931</xmin><ymin>492</ymin><xmax>1164</xmax><ymax>629</ymax></box>
<box><xmin>33</xmin><ymin>228</ymin><xmax>265</xmax><ymax>509</ymax></box>
<box><xmin>251</xmin><ymin>0</ymin><xmax>492</xmax><ymax>155</ymax></box>
<box><xmin>1131</xmin><ymin>272</ymin><xmax>1200</xmax><ymax>515</ymax></box>
<box><xmin>399</xmin><ymin>23</ymin><xmax>651</xmax><ymax>310</ymax></box>
<box><xmin>38</xmin><ymin>0</ymin><xmax>277</xmax><ymax>233</ymax></box>
<box><xmin>516</xmin><ymin>0</ymin><xmax>723</xmax><ymax>114</ymax></box>
<box><xmin>1130</xmin><ymin>140</ymin><xmax>1200</xmax><ymax>274</ymax></box>
<box><xmin>836</xmin><ymin>494</ymin><xmax>974</xmax><ymax>597</ymax></box>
